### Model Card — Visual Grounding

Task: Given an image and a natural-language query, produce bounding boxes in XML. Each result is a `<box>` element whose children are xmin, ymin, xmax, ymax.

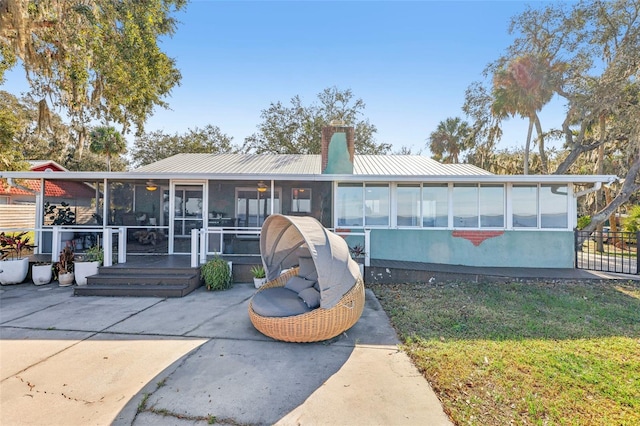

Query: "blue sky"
<box><xmin>2</xmin><ymin>0</ymin><xmax>565</xmax><ymax>155</ymax></box>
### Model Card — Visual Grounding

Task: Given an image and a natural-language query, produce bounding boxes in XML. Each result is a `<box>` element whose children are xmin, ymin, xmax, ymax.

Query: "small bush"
<box><xmin>577</xmin><ymin>215</ymin><xmax>591</xmax><ymax>230</ymax></box>
<box><xmin>201</xmin><ymin>257</ymin><xmax>232</xmax><ymax>291</ymax></box>
<box><xmin>622</xmin><ymin>205</ymin><xmax>640</xmax><ymax>233</ymax></box>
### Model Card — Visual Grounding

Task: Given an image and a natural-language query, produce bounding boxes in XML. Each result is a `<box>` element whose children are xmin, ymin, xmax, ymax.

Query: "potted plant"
<box><xmin>32</xmin><ymin>262</ymin><xmax>53</xmax><ymax>286</ymax></box>
<box><xmin>200</xmin><ymin>256</ymin><xmax>232</xmax><ymax>291</ymax></box>
<box><xmin>54</xmin><ymin>246</ymin><xmax>75</xmax><ymax>286</ymax></box>
<box><xmin>349</xmin><ymin>244</ymin><xmax>366</xmax><ymax>277</ymax></box>
<box><xmin>0</xmin><ymin>232</ymin><xmax>36</xmax><ymax>285</ymax></box>
<box><xmin>74</xmin><ymin>245</ymin><xmax>103</xmax><ymax>286</ymax></box>
<box><xmin>250</xmin><ymin>264</ymin><xmax>267</xmax><ymax>288</ymax></box>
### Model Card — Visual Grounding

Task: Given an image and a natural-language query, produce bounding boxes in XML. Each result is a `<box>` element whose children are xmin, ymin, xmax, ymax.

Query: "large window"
<box><xmin>397</xmin><ymin>185</ymin><xmax>421</xmax><ymax>226</ymax></box>
<box><xmin>512</xmin><ymin>185</ymin><xmax>538</xmax><ymax>228</ymax></box>
<box><xmin>365</xmin><ymin>184</ymin><xmax>389</xmax><ymax>226</ymax></box>
<box><xmin>480</xmin><ymin>185</ymin><xmax>505</xmax><ymax>227</ymax></box>
<box><xmin>512</xmin><ymin>184</ymin><xmax>568</xmax><ymax>229</ymax></box>
<box><xmin>540</xmin><ymin>185</ymin><xmax>568</xmax><ymax>228</ymax></box>
<box><xmin>336</xmin><ymin>183</ymin><xmax>389</xmax><ymax>227</ymax></box>
<box><xmin>336</xmin><ymin>183</ymin><xmax>363</xmax><ymax>226</ymax></box>
<box><xmin>333</xmin><ymin>181</ymin><xmax>570</xmax><ymax>230</ymax></box>
<box><xmin>422</xmin><ymin>184</ymin><xmax>448</xmax><ymax>227</ymax></box>
<box><xmin>452</xmin><ymin>184</ymin><xmax>478</xmax><ymax>228</ymax></box>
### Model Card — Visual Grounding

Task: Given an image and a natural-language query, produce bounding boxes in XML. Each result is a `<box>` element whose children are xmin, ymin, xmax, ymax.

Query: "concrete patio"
<box><xmin>0</xmin><ymin>281</ymin><xmax>451</xmax><ymax>425</ymax></box>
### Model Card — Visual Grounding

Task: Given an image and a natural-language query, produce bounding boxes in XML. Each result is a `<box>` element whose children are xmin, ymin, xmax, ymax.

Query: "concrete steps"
<box><xmin>74</xmin><ymin>265</ymin><xmax>202</xmax><ymax>297</ymax></box>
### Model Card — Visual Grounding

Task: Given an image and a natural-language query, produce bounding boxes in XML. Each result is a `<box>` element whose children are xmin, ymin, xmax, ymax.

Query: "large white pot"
<box><xmin>74</xmin><ymin>261</ymin><xmax>100</xmax><ymax>286</ymax></box>
<box><xmin>0</xmin><ymin>258</ymin><xmax>29</xmax><ymax>285</ymax></box>
<box><xmin>32</xmin><ymin>264</ymin><xmax>53</xmax><ymax>286</ymax></box>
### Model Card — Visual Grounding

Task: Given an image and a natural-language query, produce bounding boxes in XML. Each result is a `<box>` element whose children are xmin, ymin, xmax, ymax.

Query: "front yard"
<box><xmin>370</xmin><ymin>280</ymin><xmax>640</xmax><ymax>425</ymax></box>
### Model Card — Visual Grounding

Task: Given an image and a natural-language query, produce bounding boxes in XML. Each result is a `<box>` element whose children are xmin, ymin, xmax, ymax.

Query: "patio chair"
<box><xmin>248</xmin><ymin>214</ymin><xmax>365</xmax><ymax>342</ymax></box>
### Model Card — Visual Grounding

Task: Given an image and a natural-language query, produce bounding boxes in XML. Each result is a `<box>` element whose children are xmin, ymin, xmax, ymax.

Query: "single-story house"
<box><xmin>0</xmin><ymin>125</ymin><xmax>617</xmax><ymax>268</ymax></box>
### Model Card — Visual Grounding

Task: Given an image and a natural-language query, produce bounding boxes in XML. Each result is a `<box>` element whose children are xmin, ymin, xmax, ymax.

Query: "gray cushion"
<box><xmin>298</xmin><ymin>287</ymin><xmax>321</xmax><ymax>309</ymax></box>
<box><xmin>251</xmin><ymin>287</ymin><xmax>311</xmax><ymax>317</ymax></box>
<box><xmin>284</xmin><ymin>276</ymin><xmax>316</xmax><ymax>293</ymax></box>
<box><xmin>298</xmin><ymin>256</ymin><xmax>318</xmax><ymax>281</ymax></box>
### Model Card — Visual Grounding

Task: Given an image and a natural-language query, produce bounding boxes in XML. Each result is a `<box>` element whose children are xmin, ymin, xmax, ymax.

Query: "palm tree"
<box><xmin>491</xmin><ymin>55</ymin><xmax>556</xmax><ymax>174</ymax></box>
<box><xmin>89</xmin><ymin>126</ymin><xmax>126</xmax><ymax>172</ymax></box>
<box><xmin>427</xmin><ymin>117</ymin><xmax>472</xmax><ymax>163</ymax></box>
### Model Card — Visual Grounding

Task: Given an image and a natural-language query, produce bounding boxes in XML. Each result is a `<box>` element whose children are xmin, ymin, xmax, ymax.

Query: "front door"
<box><xmin>171</xmin><ymin>183</ymin><xmax>205</xmax><ymax>254</ymax></box>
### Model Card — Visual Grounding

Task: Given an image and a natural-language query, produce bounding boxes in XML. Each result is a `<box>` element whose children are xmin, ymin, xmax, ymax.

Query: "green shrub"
<box><xmin>577</xmin><ymin>215</ymin><xmax>591</xmax><ymax>230</ymax></box>
<box><xmin>82</xmin><ymin>245</ymin><xmax>104</xmax><ymax>265</ymax></box>
<box><xmin>201</xmin><ymin>257</ymin><xmax>232</xmax><ymax>291</ymax></box>
<box><xmin>622</xmin><ymin>205</ymin><xmax>640</xmax><ymax>233</ymax></box>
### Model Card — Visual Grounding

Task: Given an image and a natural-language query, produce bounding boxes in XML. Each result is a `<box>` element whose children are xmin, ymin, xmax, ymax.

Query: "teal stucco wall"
<box><xmin>370</xmin><ymin>229</ymin><xmax>575</xmax><ymax>268</ymax></box>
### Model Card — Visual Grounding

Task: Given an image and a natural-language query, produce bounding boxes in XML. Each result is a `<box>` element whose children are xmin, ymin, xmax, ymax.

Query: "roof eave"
<box><xmin>0</xmin><ymin>171</ymin><xmax>619</xmax><ymax>184</ymax></box>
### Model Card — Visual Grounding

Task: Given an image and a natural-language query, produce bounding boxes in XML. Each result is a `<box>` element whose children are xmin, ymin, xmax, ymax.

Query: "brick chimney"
<box><xmin>321</xmin><ymin>122</ymin><xmax>354</xmax><ymax>174</ymax></box>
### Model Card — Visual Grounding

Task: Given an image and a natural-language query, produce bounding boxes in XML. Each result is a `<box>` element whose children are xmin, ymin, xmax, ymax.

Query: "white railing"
<box><xmin>189</xmin><ymin>226</ymin><xmax>371</xmax><ymax>268</ymax></box>
<box><xmin>0</xmin><ymin>226</ymin><xmax>125</xmax><ymax>266</ymax></box>
<box><xmin>190</xmin><ymin>227</ymin><xmax>262</xmax><ymax>267</ymax></box>
<box><xmin>51</xmin><ymin>226</ymin><xmax>125</xmax><ymax>266</ymax></box>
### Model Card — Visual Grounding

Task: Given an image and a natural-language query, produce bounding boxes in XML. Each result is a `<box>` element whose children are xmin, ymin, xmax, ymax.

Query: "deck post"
<box><xmin>103</xmin><ymin>229</ymin><xmax>112</xmax><ymax>266</ymax></box>
<box><xmin>199</xmin><ymin>228</ymin><xmax>207</xmax><ymax>265</ymax></box>
<box><xmin>364</xmin><ymin>228</ymin><xmax>371</xmax><ymax>267</ymax></box>
<box><xmin>191</xmin><ymin>228</ymin><xmax>199</xmax><ymax>267</ymax></box>
<box><xmin>118</xmin><ymin>227</ymin><xmax>126</xmax><ymax>264</ymax></box>
<box><xmin>51</xmin><ymin>226</ymin><xmax>60</xmax><ymax>262</ymax></box>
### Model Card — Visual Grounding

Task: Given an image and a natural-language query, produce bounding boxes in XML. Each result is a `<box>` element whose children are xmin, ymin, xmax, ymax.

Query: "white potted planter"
<box><xmin>32</xmin><ymin>263</ymin><xmax>53</xmax><ymax>285</ymax></box>
<box><xmin>74</xmin><ymin>261</ymin><xmax>99</xmax><ymax>286</ymax></box>
<box><xmin>253</xmin><ymin>277</ymin><xmax>267</xmax><ymax>289</ymax></box>
<box><xmin>58</xmin><ymin>272</ymin><xmax>74</xmax><ymax>287</ymax></box>
<box><xmin>0</xmin><ymin>257</ymin><xmax>29</xmax><ymax>285</ymax></box>
<box><xmin>250</xmin><ymin>264</ymin><xmax>266</xmax><ymax>288</ymax></box>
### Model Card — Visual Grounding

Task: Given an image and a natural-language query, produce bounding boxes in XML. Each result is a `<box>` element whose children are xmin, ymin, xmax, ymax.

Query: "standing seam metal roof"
<box><xmin>133</xmin><ymin>154</ymin><xmax>493</xmax><ymax>176</ymax></box>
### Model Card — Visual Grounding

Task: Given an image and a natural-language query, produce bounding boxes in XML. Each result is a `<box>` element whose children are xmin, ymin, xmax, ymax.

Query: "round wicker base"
<box><xmin>248</xmin><ymin>268</ymin><xmax>365</xmax><ymax>343</ymax></box>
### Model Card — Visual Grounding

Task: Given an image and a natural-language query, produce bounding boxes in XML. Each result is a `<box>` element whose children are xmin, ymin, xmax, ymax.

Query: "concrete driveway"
<box><xmin>1</xmin><ymin>282</ymin><xmax>451</xmax><ymax>425</ymax></box>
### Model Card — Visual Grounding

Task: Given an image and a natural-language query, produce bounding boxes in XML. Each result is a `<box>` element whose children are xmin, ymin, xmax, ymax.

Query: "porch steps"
<box><xmin>74</xmin><ymin>265</ymin><xmax>202</xmax><ymax>297</ymax></box>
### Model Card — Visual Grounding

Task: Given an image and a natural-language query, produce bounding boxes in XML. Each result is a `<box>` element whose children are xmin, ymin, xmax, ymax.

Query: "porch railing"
<box><xmin>189</xmin><ymin>227</ymin><xmax>371</xmax><ymax>268</ymax></box>
<box><xmin>0</xmin><ymin>226</ymin><xmax>126</xmax><ymax>266</ymax></box>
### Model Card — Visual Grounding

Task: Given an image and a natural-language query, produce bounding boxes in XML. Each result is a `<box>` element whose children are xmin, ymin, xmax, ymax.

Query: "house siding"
<box><xmin>370</xmin><ymin>229</ymin><xmax>575</xmax><ymax>268</ymax></box>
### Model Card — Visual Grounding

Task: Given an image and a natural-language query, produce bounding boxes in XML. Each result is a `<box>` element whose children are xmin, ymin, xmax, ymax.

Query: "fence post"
<box><xmin>637</xmin><ymin>232</ymin><xmax>640</xmax><ymax>275</ymax></box>
<box><xmin>574</xmin><ymin>230</ymin><xmax>578</xmax><ymax>269</ymax></box>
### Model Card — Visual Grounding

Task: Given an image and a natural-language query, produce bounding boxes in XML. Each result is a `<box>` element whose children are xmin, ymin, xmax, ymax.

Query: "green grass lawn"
<box><xmin>370</xmin><ymin>280</ymin><xmax>640</xmax><ymax>425</ymax></box>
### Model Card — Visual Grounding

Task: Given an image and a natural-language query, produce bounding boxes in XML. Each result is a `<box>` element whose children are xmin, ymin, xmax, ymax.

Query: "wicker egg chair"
<box><xmin>248</xmin><ymin>215</ymin><xmax>365</xmax><ymax>343</ymax></box>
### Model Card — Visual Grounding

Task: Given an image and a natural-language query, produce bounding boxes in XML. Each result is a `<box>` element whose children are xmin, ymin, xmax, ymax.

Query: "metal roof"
<box><xmin>133</xmin><ymin>153</ymin><xmax>322</xmax><ymax>175</ymax></box>
<box><xmin>133</xmin><ymin>153</ymin><xmax>493</xmax><ymax>176</ymax></box>
<box><xmin>0</xmin><ymin>153</ymin><xmax>618</xmax><ymax>185</ymax></box>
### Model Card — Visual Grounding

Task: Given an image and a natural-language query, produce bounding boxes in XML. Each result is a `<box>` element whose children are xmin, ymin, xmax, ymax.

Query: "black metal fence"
<box><xmin>575</xmin><ymin>230</ymin><xmax>639</xmax><ymax>275</ymax></box>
